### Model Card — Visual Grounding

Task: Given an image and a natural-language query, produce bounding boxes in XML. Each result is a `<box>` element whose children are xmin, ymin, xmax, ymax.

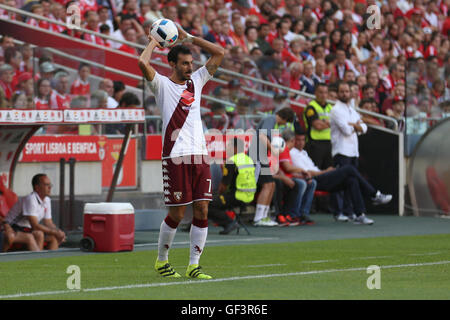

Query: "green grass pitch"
<box><xmin>0</xmin><ymin>234</ymin><xmax>449</xmax><ymax>300</ymax></box>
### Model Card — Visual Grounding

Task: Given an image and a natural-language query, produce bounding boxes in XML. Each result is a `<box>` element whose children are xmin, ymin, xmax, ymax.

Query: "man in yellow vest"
<box><xmin>208</xmin><ymin>138</ymin><xmax>257</xmax><ymax>234</ymax></box>
<box><xmin>303</xmin><ymin>83</ymin><xmax>333</xmax><ymax>170</ymax></box>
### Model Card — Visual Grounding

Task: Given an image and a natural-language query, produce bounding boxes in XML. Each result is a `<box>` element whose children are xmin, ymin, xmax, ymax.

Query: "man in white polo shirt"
<box><xmin>3</xmin><ymin>174</ymin><xmax>65</xmax><ymax>251</ymax></box>
<box><xmin>329</xmin><ymin>81</ymin><xmax>391</xmax><ymax>225</ymax></box>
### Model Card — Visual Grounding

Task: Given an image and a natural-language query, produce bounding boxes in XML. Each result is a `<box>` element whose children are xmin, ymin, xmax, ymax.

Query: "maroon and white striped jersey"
<box><xmin>147</xmin><ymin>66</ymin><xmax>212</xmax><ymax>159</ymax></box>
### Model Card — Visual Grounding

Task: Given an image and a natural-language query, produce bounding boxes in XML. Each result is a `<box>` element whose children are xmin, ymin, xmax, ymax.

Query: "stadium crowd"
<box><xmin>0</xmin><ymin>0</ymin><xmax>449</xmax><ymax>131</ymax></box>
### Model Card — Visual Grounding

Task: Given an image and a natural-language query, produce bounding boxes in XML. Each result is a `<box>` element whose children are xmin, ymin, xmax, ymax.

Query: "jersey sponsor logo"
<box><xmin>180</xmin><ymin>89</ymin><xmax>195</xmax><ymax>107</ymax></box>
<box><xmin>174</xmin><ymin>191</ymin><xmax>182</xmax><ymax>202</ymax></box>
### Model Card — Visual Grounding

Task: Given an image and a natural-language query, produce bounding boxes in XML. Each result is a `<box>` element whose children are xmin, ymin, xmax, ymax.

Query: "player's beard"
<box><xmin>176</xmin><ymin>67</ymin><xmax>192</xmax><ymax>81</ymax></box>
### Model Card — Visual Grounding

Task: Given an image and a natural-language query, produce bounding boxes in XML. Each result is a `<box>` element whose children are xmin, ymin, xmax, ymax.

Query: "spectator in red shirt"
<box><xmin>70</xmin><ymin>63</ymin><xmax>91</xmax><ymax>95</ymax></box>
<box><xmin>27</xmin><ymin>4</ymin><xmax>50</xmax><ymax>30</ymax></box>
<box><xmin>81</xmin><ymin>11</ymin><xmax>106</xmax><ymax>46</ymax></box>
<box><xmin>277</xmin><ymin>129</ymin><xmax>317</xmax><ymax>225</ymax></box>
<box><xmin>3</xmin><ymin>47</ymin><xmax>23</xmax><ymax>90</ymax></box>
<box><xmin>78</xmin><ymin>0</ymin><xmax>98</xmax><ymax>19</ymax></box>
<box><xmin>34</xmin><ymin>78</ymin><xmax>52</xmax><ymax>110</ymax></box>
<box><xmin>50</xmin><ymin>71</ymin><xmax>71</xmax><ymax>110</ymax></box>
<box><xmin>119</xmin><ymin>28</ymin><xmax>139</xmax><ymax>55</ymax></box>
<box><xmin>117</xmin><ymin>0</ymin><xmax>144</xmax><ymax>25</ymax></box>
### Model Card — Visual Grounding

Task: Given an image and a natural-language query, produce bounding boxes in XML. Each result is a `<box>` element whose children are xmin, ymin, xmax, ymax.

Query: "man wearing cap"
<box><xmin>15</xmin><ymin>72</ymin><xmax>34</xmax><ymax>97</ymax></box>
<box><xmin>36</xmin><ymin>61</ymin><xmax>56</xmax><ymax>82</ymax></box>
<box><xmin>0</xmin><ymin>64</ymin><xmax>15</xmax><ymax>100</ymax></box>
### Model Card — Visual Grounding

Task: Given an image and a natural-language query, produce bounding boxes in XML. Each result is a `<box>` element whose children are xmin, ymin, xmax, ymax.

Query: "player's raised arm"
<box><xmin>177</xmin><ymin>25</ymin><xmax>225</xmax><ymax>76</ymax></box>
<box><xmin>138</xmin><ymin>36</ymin><xmax>163</xmax><ymax>81</ymax></box>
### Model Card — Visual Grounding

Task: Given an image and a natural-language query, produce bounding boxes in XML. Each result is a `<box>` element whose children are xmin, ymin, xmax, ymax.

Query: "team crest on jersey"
<box><xmin>174</xmin><ymin>192</ymin><xmax>183</xmax><ymax>202</ymax></box>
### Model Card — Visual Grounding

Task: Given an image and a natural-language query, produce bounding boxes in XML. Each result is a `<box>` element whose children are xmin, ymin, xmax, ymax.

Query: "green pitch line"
<box><xmin>0</xmin><ymin>234</ymin><xmax>449</xmax><ymax>300</ymax></box>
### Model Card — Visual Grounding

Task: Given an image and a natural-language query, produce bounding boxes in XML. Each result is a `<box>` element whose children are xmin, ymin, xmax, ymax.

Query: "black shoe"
<box><xmin>300</xmin><ymin>216</ymin><xmax>315</xmax><ymax>225</ymax></box>
<box><xmin>219</xmin><ymin>220</ymin><xmax>238</xmax><ymax>235</ymax></box>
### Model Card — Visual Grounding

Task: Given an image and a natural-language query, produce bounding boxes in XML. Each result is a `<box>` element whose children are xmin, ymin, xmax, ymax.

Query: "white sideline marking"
<box><xmin>1</xmin><ymin>260</ymin><xmax>449</xmax><ymax>299</ymax></box>
<box><xmin>134</xmin><ymin>237</ymin><xmax>278</xmax><ymax>248</ymax></box>
<box><xmin>308</xmin><ymin>260</ymin><xmax>337</xmax><ymax>264</ymax></box>
<box><xmin>247</xmin><ymin>264</ymin><xmax>287</xmax><ymax>268</ymax></box>
<box><xmin>350</xmin><ymin>256</ymin><xmax>392</xmax><ymax>260</ymax></box>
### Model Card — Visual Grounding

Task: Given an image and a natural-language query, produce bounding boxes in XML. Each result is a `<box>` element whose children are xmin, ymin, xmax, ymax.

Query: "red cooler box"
<box><xmin>81</xmin><ymin>202</ymin><xmax>135</xmax><ymax>252</ymax></box>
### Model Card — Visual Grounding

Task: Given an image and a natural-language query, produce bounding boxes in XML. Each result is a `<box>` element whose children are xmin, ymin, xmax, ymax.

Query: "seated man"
<box><xmin>277</xmin><ymin>129</ymin><xmax>317</xmax><ymax>225</ymax></box>
<box><xmin>3</xmin><ymin>174</ymin><xmax>66</xmax><ymax>251</ymax></box>
<box><xmin>208</xmin><ymin>138</ymin><xmax>257</xmax><ymax>234</ymax></box>
<box><xmin>290</xmin><ymin>129</ymin><xmax>393</xmax><ymax>225</ymax></box>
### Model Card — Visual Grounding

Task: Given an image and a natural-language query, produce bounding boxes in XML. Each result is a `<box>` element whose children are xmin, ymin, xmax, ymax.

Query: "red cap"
<box><xmin>17</xmin><ymin>72</ymin><xmax>32</xmax><ymax>83</ymax></box>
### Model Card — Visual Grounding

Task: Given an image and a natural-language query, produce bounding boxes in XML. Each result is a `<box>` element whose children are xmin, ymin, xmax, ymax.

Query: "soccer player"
<box><xmin>138</xmin><ymin>25</ymin><xmax>224</xmax><ymax>279</ymax></box>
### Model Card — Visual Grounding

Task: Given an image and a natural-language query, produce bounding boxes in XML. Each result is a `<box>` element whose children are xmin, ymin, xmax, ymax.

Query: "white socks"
<box><xmin>157</xmin><ymin>220</ymin><xmax>177</xmax><ymax>262</ymax></box>
<box><xmin>189</xmin><ymin>224</ymin><xmax>208</xmax><ymax>265</ymax></box>
<box><xmin>254</xmin><ymin>204</ymin><xmax>270</xmax><ymax>222</ymax></box>
<box><xmin>254</xmin><ymin>204</ymin><xmax>265</xmax><ymax>222</ymax></box>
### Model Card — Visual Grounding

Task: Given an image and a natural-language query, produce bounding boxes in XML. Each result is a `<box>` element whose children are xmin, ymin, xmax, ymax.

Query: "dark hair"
<box><xmin>4</xmin><ymin>47</ymin><xmax>18</xmax><ymax>64</ymax></box>
<box><xmin>99</xmin><ymin>24</ymin><xmax>110</xmax><ymax>32</ymax></box>
<box><xmin>119</xmin><ymin>92</ymin><xmax>140</xmax><ymax>107</ymax></box>
<box><xmin>32</xmin><ymin>173</ymin><xmax>47</xmax><ymax>190</ymax></box>
<box><xmin>325</xmin><ymin>53</ymin><xmax>336</xmax><ymax>64</ymax></box>
<box><xmin>78</xmin><ymin>62</ymin><xmax>90</xmax><ymax>71</ymax></box>
<box><xmin>337</xmin><ymin>80</ymin><xmax>349</xmax><ymax>91</ymax></box>
<box><xmin>276</xmin><ymin>107</ymin><xmax>295</xmax><ymax>123</ymax></box>
<box><xmin>113</xmin><ymin>81</ymin><xmax>125</xmax><ymax>94</ymax></box>
<box><xmin>362</xmin><ymin>84</ymin><xmax>374</xmax><ymax>92</ymax></box>
<box><xmin>359</xmin><ymin>98</ymin><xmax>372</xmax><ymax>108</ymax></box>
<box><xmin>167</xmin><ymin>45</ymin><xmax>192</xmax><ymax>64</ymax></box>
<box><xmin>315</xmin><ymin>82</ymin><xmax>328</xmax><ymax>92</ymax></box>
<box><xmin>245</xmin><ymin>26</ymin><xmax>258</xmax><ymax>36</ymax></box>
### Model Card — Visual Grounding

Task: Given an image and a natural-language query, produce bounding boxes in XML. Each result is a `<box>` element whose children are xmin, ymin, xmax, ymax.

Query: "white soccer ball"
<box><xmin>271</xmin><ymin>136</ymin><xmax>286</xmax><ymax>152</ymax></box>
<box><xmin>150</xmin><ymin>19</ymin><xmax>179</xmax><ymax>48</ymax></box>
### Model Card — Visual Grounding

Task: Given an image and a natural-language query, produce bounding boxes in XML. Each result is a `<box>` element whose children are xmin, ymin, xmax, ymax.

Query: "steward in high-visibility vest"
<box><xmin>208</xmin><ymin>138</ymin><xmax>257</xmax><ymax>234</ymax></box>
<box><xmin>302</xmin><ymin>83</ymin><xmax>333</xmax><ymax>170</ymax></box>
<box><xmin>303</xmin><ymin>99</ymin><xmax>332</xmax><ymax>141</ymax></box>
<box><xmin>228</xmin><ymin>152</ymin><xmax>257</xmax><ymax>203</ymax></box>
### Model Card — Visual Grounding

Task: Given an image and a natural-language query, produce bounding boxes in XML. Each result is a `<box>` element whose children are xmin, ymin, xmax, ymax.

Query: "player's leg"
<box><xmin>32</xmin><ymin>230</ymin><xmax>45</xmax><ymax>250</ymax></box>
<box><xmin>2</xmin><ymin>223</ymin><xmax>15</xmax><ymax>252</ymax></box>
<box><xmin>14</xmin><ymin>231</ymin><xmax>40</xmax><ymax>251</ymax></box>
<box><xmin>45</xmin><ymin>234</ymin><xmax>59</xmax><ymax>250</ymax></box>
<box><xmin>155</xmin><ymin>205</ymin><xmax>186</xmax><ymax>278</ymax></box>
<box><xmin>187</xmin><ymin>157</ymin><xmax>213</xmax><ymax>279</ymax></box>
<box><xmin>155</xmin><ymin>157</ymin><xmax>191</xmax><ymax>278</ymax></box>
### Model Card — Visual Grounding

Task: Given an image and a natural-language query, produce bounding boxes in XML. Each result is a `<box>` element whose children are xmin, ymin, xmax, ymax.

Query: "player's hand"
<box><xmin>176</xmin><ymin>23</ymin><xmax>188</xmax><ymax>42</ymax></box>
<box><xmin>55</xmin><ymin>229</ymin><xmax>66</xmax><ymax>243</ymax></box>
<box><xmin>148</xmin><ymin>34</ymin><xmax>163</xmax><ymax>49</ymax></box>
<box><xmin>286</xmin><ymin>178</ymin><xmax>295</xmax><ymax>189</ymax></box>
